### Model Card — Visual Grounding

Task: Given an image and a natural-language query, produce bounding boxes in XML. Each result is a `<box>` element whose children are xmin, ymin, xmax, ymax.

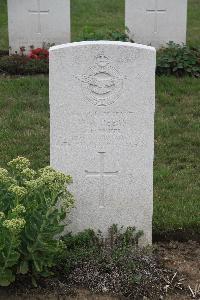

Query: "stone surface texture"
<box><xmin>50</xmin><ymin>41</ymin><xmax>156</xmax><ymax>245</ymax></box>
<box><xmin>125</xmin><ymin>0</ymin><xmax>187</xmax><ymax>48</ymax></box>
<box><xmin>7</xmin><ymin>0</ymin><xmax>70</xmax><ymax>54</ymax></box>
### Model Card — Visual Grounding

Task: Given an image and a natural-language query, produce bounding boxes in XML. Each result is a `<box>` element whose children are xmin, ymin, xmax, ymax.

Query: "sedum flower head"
<box><xmin>39</xmin><ymin>166</ymin><xmax>72</xmax><ymax>182</ymax></box>
<box><xmin>62</xmin><ymin>192</ymin><xmax>74</xmax><ymax>210</ymax></box>
<box><xmin>3</xmin><ymin>218</ymin><xmax>26</xmax><ymax>233</ymax></box>
<box><xmin>38</xmin><ymin>166</ymin><xmax>72</xmax><ymax>192</ymax></box>
<box><xmin>0</xmin><ymin>168</ymin><xmax>8</xmax><ymax>177</ymax></box>
<box><xmin>0</xmin><ymin>212</ymin><xmax>5</xmax><ymax>220</ymax></box>
<box><xmin>38</xmin><ymin>166</ymin><xmax>55</xmax><ymax>175</ymax></box>
<box><xmin>24</xmin><ymin>167</ymin><xmax>72</xmax><ymax>194</ymax></box>
<box><xmin>24</xmin><ymin>166</ymin><xmax>73</xmax><ymax>205</ymax></box>
<box><xmin>12</xmin><ymin>205</ymin><xmax>26</xmax><ymax>215</ymax></box>
<box><xmin>0</xmin><ymin>168</ymin><xmax>15</xmax><ymax>185</ymax></box>
<box><xmin>24</xmin><ymin>178</ymin><xmax>43</xmax><ymax>191</ymax></box>
<box><xmin>8</xmin><ymin>157</ymin><xmax>30</xmax><ymax>172</ymax></box>
<box><xmin>21</xmin><ymin>168</ymin><xmax>36</xmax><ymax>179</ymax></box>
<box><xmin>8</xmin><ymin>184</ymin><xmax>27</xmax><ymax>198</ymax></box>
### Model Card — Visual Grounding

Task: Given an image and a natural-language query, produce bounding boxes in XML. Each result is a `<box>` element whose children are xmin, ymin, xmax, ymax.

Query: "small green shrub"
<box><xmin>157</xmin><ymin>42</ymin><xmax>200</xmax><ymax>77</ymax></box>
<box><xmin>0</xmin><ymin>55</ymin><xmax>49</xmax><ymax>75</ymax></box>
<box><xmin>77</xmin><ymin>26</ymin><xmax>131</xmax><ymax>42</ymax></box>
<box><xmin>0</xmin><ymin>157</ymin><xmax>74</xmax><ymax>286</ymax></box>
<box><xmin>57</xmin><ymin>225</ymin><xmax>143</xmax><ymax>276</ymax></box>
<box><xmin>108</xmin><ymin>28</ymin><xmax>132</xmax><ymax>42</ymax></box>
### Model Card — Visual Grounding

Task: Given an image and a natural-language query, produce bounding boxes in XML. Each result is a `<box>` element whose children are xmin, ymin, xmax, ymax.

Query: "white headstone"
<box><xmin>125</xmin><ymin>0</ymin><xmax>188</xmax><ymax>48</ymax></box>
<box><xmin>50</xmin><ymin>41</ymin><xmax>156</xmax><ymax>245</ymax></box>
<box><xmin>7</xmin><ymin>0</ymin><xmax>70</xmax><ymax>54</ymax></box>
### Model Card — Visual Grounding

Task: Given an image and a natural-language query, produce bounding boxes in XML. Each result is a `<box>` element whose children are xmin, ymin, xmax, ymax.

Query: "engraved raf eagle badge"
<box><xmin>77</xmin><ymin>52</ymin><xmax>124</xmax><ymax>107</ymax></box>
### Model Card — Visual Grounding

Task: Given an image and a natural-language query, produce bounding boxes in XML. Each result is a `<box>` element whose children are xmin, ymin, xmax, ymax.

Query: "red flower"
<box><xmin>28</xmin><ymin>48</ymin><xmax>49</xmax><ymax>60</ymax></box>
<box><xmin>32</xmin><ymin>48</ymin><xmax>43</xmax><ymax>55</ymax></box>
<box><xmin>29</xmin><ymin>53</ymin><xmax>39</xmax><ymax>60</ymax></box>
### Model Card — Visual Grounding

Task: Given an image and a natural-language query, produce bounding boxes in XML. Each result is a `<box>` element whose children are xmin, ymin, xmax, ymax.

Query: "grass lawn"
<box><xmin>187</xmin><ymin>0</ymin><xmax>200</xmax><ymax>47</ymax></box>
<box><xmin>154</xmin><ymin>76</ymin><xmax>200</xmax><ymax>233</ymax></box>
<box><xmin>0</xmin><ymin>76</ymin><xmax>49</xmax><ymax>169</ymax></box>
<box><xmin>71</xmin><ymin>0</ymin><xmax>124</xmax><ymax>41</ymax></box>
<box><xmin>0</xmin><ymin>0</ymin><xmax>199</xmax><ymax>235</ymax></box>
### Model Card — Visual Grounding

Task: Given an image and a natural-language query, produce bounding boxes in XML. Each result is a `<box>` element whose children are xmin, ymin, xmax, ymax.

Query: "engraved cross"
<box><xmin>85</xmin><ymin>152</ymin><xmax>119</xmax><ymax>208</ymax></box>
<box><xmin>146</xmin><ymin>0</ymin><xmax>166</xmax><ymax>34</ymax></box>
<box><xmin>28</xmin><ymin>0</ymin><xmax>49</xmax><ymax>34</ymax></box>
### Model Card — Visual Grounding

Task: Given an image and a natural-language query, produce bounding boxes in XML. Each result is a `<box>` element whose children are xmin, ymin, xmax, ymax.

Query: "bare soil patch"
<box><xmin>158</xmin><ymin>241</ymin><xmax>200</xmax><ymax>300</ymax></box>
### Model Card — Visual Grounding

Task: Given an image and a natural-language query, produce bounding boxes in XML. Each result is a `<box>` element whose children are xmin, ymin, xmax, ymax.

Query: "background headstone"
<box><xmin>125</xmin><ymin>0</ymin><xmax>188</xmax><ymax>48</ymax></box>
<box><xmin>50</xmin><ymin>41</ymin><xmax>156</xmax><ymax>245</ymax></box>
<box><xmin>7</xmin><ymin>0</ymin><xmax>70</xmax><ymax>54</ymax></box>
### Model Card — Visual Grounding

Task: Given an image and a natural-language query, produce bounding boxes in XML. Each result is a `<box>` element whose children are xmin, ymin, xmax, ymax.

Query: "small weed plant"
<box><xmin>59</xmin><ymin>225</ymin><xmax>143</xmax><ymax>275</ymax></box>
<box><xmin>77</xmin><ymin>26</ymin><xmax>131</xmax><ymax>42</ymax></box>
<box><xmin>0</xmin><ymin>157</ymin><xmax>74</xmax><ymax>286</ymax></box>
<box><xmin>157</xmin><ymin>42</ymin><xmax>200</xmax><ymax>77</ymax></box>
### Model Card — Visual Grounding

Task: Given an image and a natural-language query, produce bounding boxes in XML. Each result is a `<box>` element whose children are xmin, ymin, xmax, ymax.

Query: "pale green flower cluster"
<box><xmin>8</xmin><ymin>157</ymin><xmax>30</xmax><ymax>172</ymax></box>
<box><xmin>24</xmin><ymin>179</ymin><xmax>43</xmax><ymax>191</ymax></box>
<box><xmin>39</xmin><ymin>166</ymin><xmax>72</xmax><ymax>183</ymax></box>
<box><xmin>21</xmin><ymin>168</ymin><xmax>36</xmax><ymax>180</ymax></box>
<box><xmin>0</xmin><ymin>168</ymin><xmax>8</xmax><ymax>177</ymax></box>
<box><xmin>0</xmin><ymin>167</ymin><xmax>15</xmax><ymax>185</ymax></box>
<box><xmin>8</xmin><ymin>184</ymin><xmax>27</xmax><ymax>198</ymax></box>
<box><xmin>12</xmin><ymin>205</ymin><xmax>26</xmax><ymax>215</ymax></box>
<box><xmin>2</xmin><ymin>158</ymin><xmax>74</xmax><ymax>217</ymax></box>
<box><xmin>0</xmin><ymin>212</ymin><xmax>5</xmax><ymax>220</ymax></box>
<box><xmin>62</xmin><ymin>192</ymin><xmax>74</xmax><ymax>211</ymax></box>
<box><xmin>39</xmin><ymin>166</ymin><xmax>72</xmax><ymax>190</ymax></box>
<box><xmin>0</xmin><ymin>168</ymin><xmax>9</xmax><ymax>184</ymax></box>
<box><xmin>25</xmin><ymin>166</ymin><xmax>72</xmax><ymax>194</ymax></box>
<box><xmin>3</xmin><ymin>218</ymin><xmax>26</xmax><ymax>233</ymax></box>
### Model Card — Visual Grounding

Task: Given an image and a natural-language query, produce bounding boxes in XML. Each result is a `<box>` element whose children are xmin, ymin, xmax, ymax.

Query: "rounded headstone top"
<box><xmin>49</xmin><ymin>40</ymin><xmax>156</xmax><ymax>53</ymax></box>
